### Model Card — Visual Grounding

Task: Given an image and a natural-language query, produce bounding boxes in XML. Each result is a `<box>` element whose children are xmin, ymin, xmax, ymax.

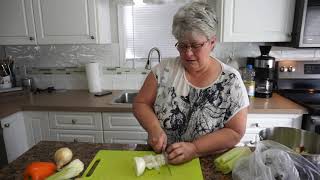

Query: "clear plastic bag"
<box><xmin>232</xmin><ymin>140</ymin><xmax>320</xmax><ymax>180</ymax></box>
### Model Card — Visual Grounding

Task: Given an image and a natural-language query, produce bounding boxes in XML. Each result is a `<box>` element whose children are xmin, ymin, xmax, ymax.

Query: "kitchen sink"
<box><xmin>112</xmin><ymin>91</ymin><xmax>138</xmax><ymax>104</ymax></box>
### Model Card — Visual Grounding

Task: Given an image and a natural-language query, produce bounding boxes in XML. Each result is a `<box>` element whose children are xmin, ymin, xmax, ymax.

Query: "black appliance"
<box><xmin>277</xmin><ymin>60</ymin><xmax>320</xmax><ymax>134</ymax></box>
<box><xmin>254</xmin><ymin>46</ymin><xmax>275</xmax><ymax>98</ymax></box>
<box><xmin>291</xmin><ymin>0</ymin><xmax>320</xmax><ymax>47</ymax></box>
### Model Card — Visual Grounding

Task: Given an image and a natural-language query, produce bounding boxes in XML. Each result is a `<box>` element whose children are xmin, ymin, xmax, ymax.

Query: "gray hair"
<box><xmin>172</xmin><ymin>2</ymin><xmax>217</xmax><ymax>40</ymax></box>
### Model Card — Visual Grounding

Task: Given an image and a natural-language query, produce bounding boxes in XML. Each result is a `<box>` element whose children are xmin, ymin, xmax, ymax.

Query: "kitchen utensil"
<box><xmin>21</xmin><ymin>78</ymin><xmax>32</xmax><ymax>91</ymax></box>
<box><xmin>81</xmin><ymin>150</ymin><xmax>203</xmax><ymax>180</ymax></box>
<box><xmin>162</xmin><ymin>145</ymin><xmax>172</xmax><ymax>176</ymax></box>
<box><xmin>0</xmin><ymin>76</ymin><xmax>12</xmax><ymax>89</ymax></box>
<box><xmin>259</xmin><ymin>127</ymin><xmax>320</xmax><ymax>168</ymax></box>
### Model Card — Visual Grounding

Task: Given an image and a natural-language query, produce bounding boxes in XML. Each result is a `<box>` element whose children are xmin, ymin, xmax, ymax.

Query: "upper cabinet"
<box><xmin>0</xmin><ymin>0</ymin><xmax>111</xmax><ymax>45</ymax></box>
<box><xmin>215</xmin><ymin>0</ymin><xmax>296</xmax><ymax>42</ymax></box>
<box><xmin>0</xmin><ymin>0</ymin><xmax>37</xmax><ymax>45</ymax></box>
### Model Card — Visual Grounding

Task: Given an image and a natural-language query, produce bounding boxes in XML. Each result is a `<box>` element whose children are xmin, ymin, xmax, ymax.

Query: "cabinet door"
<box><xmin>49</xmin><ymin>112</ymin><xmax>102</xmax><ymax>130</ymax></box>
<box><xmin>102</xmin><ymin>113</ymin><xmax>145</xmax><ymax>132</ymax></box>
<box><xmin>32</xmin><ymin>0</ymin><xmax>98</xmax><ymax>44</ymax></box>
<box><xmin>0</xmin><ymin>0</ymin><xmax>36</xmax><ymax>45</ymax></box>
<box><xmin>239</xmin><ymin>114</ymin><xmax>303</xmax><ymax>146</ymax></box>
<box><xmin>23</xmin><ymin>111</ymin><xmax>49</xmax><ymax>147</ymax></box>
<box><xmin>216</xmin><ymin>0</ymin><xmax>296</xmax><ymax>42</ymax></box>
<box><xmin>49</xmin><ymin>129</ymin><xmax>103</xmax><ymax>143</ymax></box>
<box><xmin>0</xmin><ymin>112</ymin><xmax>29</xmax><ymax>163</ymax></box>
<box><xmin>246</xmin><ymin>114</ymin><xmax>302</xmax><ymax>134</ymax></box>
<box><xmin>104</xmin><ymin>131</ymin><xmax>147</xmax><ymax>144</ymax></box>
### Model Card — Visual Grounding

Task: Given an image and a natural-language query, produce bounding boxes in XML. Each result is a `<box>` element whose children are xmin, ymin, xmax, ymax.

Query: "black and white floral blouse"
<box><xmin>152</xmin><ymin>57</ymin><xmax>249</xmax><ymax>144</ymax></box>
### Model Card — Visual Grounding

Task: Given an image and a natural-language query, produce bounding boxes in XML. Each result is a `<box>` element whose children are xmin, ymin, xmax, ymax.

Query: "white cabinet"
<box><xmin>102</xmin><ymin>113</ymin><xmax>147</xmax><ymax>144</ymax></box>
<box><xmin>49</xmin><ymin>129</ymin><xmax>103</xmax><ymax>143</ymax></box>
<box><xmin>0</xmin><ymin>0</ymin><xmax>37</xmax><ymax>45</ymax></box>
<box><xmin>32</xmin><ymin>0</ymin><xmax>111</xmax><ymax>44</ymax></box>
<box><xmin>239</xmin><ymin>113</ymin><xmax>303</xmax><ymax>146</ymax></box>
<box><xmin>48</xmin><ymin>112</ymin><xmax>104</xmax><ymax>143</ymax></box>
<box><xmin>23</xmin><ymin>111</ymin><xmax>50</xmax><ymax>147</ymax></box>
<box><xmin>49</xmin><ymin>112</ymin><xmax>102</xmax><ymax>130</ymax></box>
<box><xmin>104</xmin><ymin>131</ymin><xmax>147</xmax><ymax>144</ymax></box>
<box><xmin>0</xmin><ymin>0</ymin><xmax>111</xmax><ymax>45</ymax></box>
<box><xmin>0</xmin><ymin>112</ymin><xmax>29</xmax><ymax>163</ymax></box>
<box><xmin>215</xmin><ymin>0</ymin><xmax>296</xmax><ymax>42</ymax></box>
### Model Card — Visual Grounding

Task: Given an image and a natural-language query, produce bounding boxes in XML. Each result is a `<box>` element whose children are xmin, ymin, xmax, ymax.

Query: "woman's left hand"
<box><xmin>166</xmin><ymin>142</ymin><xmax>198</xmax><ymax>165</ymax></box>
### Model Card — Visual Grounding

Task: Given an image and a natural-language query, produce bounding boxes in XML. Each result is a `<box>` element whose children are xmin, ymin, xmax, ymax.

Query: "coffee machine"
<box><xmin>253</xmin><ymin>46</ymin><xmax>275</xmax><ymax>98</ymax></box>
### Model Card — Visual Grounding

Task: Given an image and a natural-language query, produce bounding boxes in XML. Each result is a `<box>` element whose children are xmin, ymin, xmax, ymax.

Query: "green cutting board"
<box><xmin>81</xmin><ymin>150</ymin><xmax>203</xmax><ymax>180</ymax></box>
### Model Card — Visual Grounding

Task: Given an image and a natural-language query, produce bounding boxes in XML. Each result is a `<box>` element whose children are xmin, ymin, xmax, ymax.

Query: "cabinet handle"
<box><xmin>90</xmin><ymin>35</ymin><xmax>95</xmax><ymax>40</ymax></box>
<box><xmin>71</xmin><ymin>119</ymin><xmax>77</xmax><ymax>124</ymax></box>
<box><xmin>4</xmin><ymin>123</ymin><xmax>10</xmax><ymax>128</ymax></box>
<box><xmin>73</xmin><ymin>138</ymin><xmax>78</xmax><ymax>143</ymax></box>
<box><xmin>29</xmin><ymin>37</ymin><xmax>34</xmax><ymax>41</ymax></box>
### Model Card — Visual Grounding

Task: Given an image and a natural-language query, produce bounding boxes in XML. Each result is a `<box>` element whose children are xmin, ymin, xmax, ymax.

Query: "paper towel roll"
<box><xmin>85</xmin><ymin>62</ymin><xmax>102</xmax><ymax>93</ymax></box>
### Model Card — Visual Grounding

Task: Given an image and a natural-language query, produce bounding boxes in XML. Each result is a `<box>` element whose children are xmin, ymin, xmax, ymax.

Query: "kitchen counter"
<box><xmin>0</xmin><ymin>90</ymin><xmax>308</xmax><ymax>119</ymax></box>
<box><xmin>0</xmin><ymin>141</ymin><xmax>231</xmax><ymax>180</ymax></box>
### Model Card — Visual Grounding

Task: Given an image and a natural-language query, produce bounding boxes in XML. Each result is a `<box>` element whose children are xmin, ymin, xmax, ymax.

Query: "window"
<box><xmin>117</xmin><ymin>1</ymin><xmax>187</xmax><ymax>67</ymax></box>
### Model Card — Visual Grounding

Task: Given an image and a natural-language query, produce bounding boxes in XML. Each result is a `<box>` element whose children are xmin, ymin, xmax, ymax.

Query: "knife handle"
<box><xmin>85</xmin><ymin>159</ymin><xmax>101</xmax><ymax>177</ymax></box>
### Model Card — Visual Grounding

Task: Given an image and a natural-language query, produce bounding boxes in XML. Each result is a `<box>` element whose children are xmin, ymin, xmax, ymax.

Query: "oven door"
<box><xmin>0</xmin><ymin>127</ymin><xmax>8</xmax><ymax>168</ymax></box>
<box><xmin>302</xmin><ymin>115</ymin><xmax>320</xmax><ymax>134</ymax></box>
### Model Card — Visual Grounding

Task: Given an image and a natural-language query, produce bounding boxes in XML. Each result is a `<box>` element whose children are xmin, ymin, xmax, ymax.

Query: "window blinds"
<box><xmin>118</xmin><ymin>2</ymin><xmax>186</xmax><ymax>61</ymax></box>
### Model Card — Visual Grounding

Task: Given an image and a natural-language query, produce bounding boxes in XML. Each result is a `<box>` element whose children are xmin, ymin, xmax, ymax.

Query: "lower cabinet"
<box><xmin>23</xmin><ymin>111</ymin><xmax>50</xmax><ymax>147</ymax></box>
<box><xmin>0</xmin><ymin>112</ymin><xmax>29</xmax><ymax>163</ymax></box>
<box><xmin>104</xmin><ymin>131</ymin><xmax>147</xmax><ymax>144</ymax></box>
<box><xmin>0</xmin><ymin>110</ymin><xmax>304</xmax><ymax>163</ymax></box>
<box><xmin>48</xmin><ymin>129</ymin><xmax>103</xmax><ymax>143</ymax></box>
<box><xmin>239</xmin><ymin>113</ymin><xmax>303</xmax><ymax>146</ymax></box>
<box><xmin>48</xmin><ymin>112</ymin><xmax>103</xmax><ymax>143</ymax></box>
<box><xmin>102</xmin><ymin>112</ymin><xmax>147</xmax><ymax>144</ymax></box>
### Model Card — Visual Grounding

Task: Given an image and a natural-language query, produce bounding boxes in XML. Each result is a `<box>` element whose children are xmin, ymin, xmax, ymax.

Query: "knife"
<box><xmin>162</xmin><ymin>145</ymin><xmax>172</xmax><ymax>176</ymax></box>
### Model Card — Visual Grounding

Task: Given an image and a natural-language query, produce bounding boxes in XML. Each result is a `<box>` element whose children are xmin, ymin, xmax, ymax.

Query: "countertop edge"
<box><xmin>0</xmin><ymin>91</ymin><xmax>308</xmax><ymax>119</ymax></box>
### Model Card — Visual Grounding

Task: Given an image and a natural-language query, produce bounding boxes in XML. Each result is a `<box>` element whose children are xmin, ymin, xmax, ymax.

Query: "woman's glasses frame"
<box><xmin>175</xmin><ymin>40</ymin><xmax>209</xmax><ymax>52</ymax></box>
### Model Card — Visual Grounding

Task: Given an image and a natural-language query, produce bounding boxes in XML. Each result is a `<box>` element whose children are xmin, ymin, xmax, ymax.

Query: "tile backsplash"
<box><xmin>1</xmin><ymin>43</ymin><xmax>320</xmax><ymax>91</ymax></box>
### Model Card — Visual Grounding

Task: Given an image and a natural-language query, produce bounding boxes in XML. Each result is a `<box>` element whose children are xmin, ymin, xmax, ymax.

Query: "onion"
<box><xmin>134</xmin><ymin>154</ymin><xmax>166</xmax><ymax>176</ymax></box>
<box><xmin>134</xmin><ymin>157</ymin><xmax>146</xmax><ymax>176</ymax></box>
<box><xmin>54</xmin><ymin>147</ymin><xmax>73</xmax><ymax>169</ymax></box>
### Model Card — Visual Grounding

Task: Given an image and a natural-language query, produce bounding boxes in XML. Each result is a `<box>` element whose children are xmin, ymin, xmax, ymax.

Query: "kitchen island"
<box><xmin>0</xmin><ymin>141</ymin><xmax>230</xmax><ymax>180</ymax></box>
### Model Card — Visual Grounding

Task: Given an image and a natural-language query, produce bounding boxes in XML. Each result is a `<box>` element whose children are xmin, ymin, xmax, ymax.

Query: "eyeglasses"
<box><xmin>175</xmin><ymin>40</ymin><xmax>209</xmax><ymax>52</ymax></box>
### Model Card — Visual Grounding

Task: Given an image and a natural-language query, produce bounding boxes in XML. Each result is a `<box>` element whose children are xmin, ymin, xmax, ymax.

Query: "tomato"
<box><xmin>23</xmin><ymin>162</ymin><xmax>57</xmax><ymax>180</ymax></box>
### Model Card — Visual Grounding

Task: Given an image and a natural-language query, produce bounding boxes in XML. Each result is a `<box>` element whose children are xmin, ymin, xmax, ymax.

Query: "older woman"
<box><xmin>133</xmin><ymin>2</ymin><xmax>249</xmax><ymax>165</ymax></box>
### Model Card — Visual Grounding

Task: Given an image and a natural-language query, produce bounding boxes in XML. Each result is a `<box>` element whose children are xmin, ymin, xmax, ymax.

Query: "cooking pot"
<box><xmin>259</xmin><ymin>127</ymin><xmax>320</xmax><ymax>168</ymax></box>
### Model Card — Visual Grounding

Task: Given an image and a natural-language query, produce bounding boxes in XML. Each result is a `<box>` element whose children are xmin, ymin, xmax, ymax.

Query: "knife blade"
<box><xmin>162</xmin><ymin>146</ymin><xmax>172</xmax><ymax>176</ymax></box>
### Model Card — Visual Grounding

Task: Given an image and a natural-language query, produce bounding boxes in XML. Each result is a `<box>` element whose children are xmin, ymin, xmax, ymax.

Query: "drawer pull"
<box><xmin>252</xmin><ymin>123</ymin><xmax>259</xmax><ymax>127</ymax></box>
<box><xmin>71</xmin><ymin>119</ymin><xmax>77</xmax><ymax>124</ymax></box>
<box><xmin>73</xmin><ymin>138</ymin><xmax>78</xmax><ymax>143</ymax></box>
<box><xmin>4</xmin><ymin>123</ymin><xmax>10</xmax><ymax>128</ymax></box>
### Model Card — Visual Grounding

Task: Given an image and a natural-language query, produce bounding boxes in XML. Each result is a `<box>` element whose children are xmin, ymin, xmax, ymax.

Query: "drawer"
<box><xmin>49</xmin><ymin>129</ymin><xmax>103</xmax><ymax>143</ymax></box>
<box><xmin>102</xmin><ymin>113</ymin><xmax>145</xmax><ymax>132</ymax></box>
<box><xmin>49</xmin><ymin>112</ymin><xmax>102</xmax><ymax>130</ymax></box>
<box><xmin>246</xmin><ymin>114</ymin><xmax>302</xmax><ymax>129</ymax></box>
<box><xmin>104</xmin><ymin>131</ymin><xmax>147</xmax><ymax>144</ymax></box>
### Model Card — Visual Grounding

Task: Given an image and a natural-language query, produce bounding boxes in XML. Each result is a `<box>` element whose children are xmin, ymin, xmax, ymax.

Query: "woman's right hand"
<box><xmin>148</xmin><ymin>128</ymin><xmax>167</xmax><ymax>153</ymax></box>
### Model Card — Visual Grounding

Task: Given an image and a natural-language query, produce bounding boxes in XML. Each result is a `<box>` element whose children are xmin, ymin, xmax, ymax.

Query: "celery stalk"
<box><xmin>214</xmin><ymin>147</ymin><xmax>251</xmax><ymax>174</ymax></box>
<box><xmin>46</xmin><ymin>159</ymin><xmax>84</xmax><ymax>180</ymax></box>
<box><xmin>214</xmin><ymin>147</ymin><xmax>247</xmax><ymax>165</ymax></box>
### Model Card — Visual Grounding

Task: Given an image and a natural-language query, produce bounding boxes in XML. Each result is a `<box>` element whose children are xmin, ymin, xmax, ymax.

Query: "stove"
<box><xmin>277</xmin><ymin>60</ymin><xmax>320</xmax><ymax>134</ymax></box>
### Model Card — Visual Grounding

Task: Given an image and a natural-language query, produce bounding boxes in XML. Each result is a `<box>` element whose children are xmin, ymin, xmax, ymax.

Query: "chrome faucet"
<box><xmin>145</xmin><ymin>47</ymin><xmax>161</xmax><ymax>70</ymax></box>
